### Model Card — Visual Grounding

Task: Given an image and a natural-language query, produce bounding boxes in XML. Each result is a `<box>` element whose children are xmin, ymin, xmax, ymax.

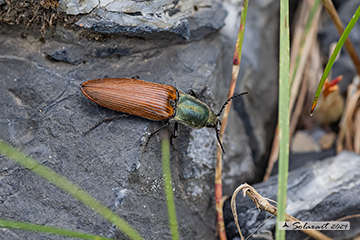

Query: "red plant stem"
<box><xmin>215</xmin><ymin>0</ymin><xmax>248</xmax><ymax>236</ymax></box>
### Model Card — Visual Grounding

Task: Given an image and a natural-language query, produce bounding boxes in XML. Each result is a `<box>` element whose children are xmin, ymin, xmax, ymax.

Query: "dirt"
<box><xmin>0</xmin><ymin>0</ymin><xmax>79</xmax><ymax>36</ymax></box>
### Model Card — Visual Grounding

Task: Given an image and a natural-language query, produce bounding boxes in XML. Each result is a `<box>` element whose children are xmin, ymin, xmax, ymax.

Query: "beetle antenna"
<box><xmin>215</xmin><ymin>123</ymin><xmax>225</xmax><ymax>154</ymax></box>
<box><xmin>216</xmin><ymin>92</ymin><xmax>248</xmax><ymax>117</ymax></box>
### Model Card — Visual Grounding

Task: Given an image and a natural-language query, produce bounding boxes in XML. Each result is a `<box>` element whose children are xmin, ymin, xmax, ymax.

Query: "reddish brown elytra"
<box><xmin>80</xmin><ymin>78</ymin><xmax>178</xmax><ymax>121</ymax></box>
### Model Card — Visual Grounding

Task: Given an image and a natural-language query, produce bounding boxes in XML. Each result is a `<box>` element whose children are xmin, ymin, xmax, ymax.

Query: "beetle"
<box><xmin>80</xmin><ymin>77</ymin><xmax>247</xmax><ymax>153</ymax></box>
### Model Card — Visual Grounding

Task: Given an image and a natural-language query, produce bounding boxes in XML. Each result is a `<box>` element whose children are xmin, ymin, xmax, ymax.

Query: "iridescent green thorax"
<box><xmin>172</xmin><ymin>91</ymin><xmax>219</xmax><ymax>129</ymax></box>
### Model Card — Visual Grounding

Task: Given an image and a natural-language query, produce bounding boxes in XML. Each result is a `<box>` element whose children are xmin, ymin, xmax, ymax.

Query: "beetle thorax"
<box><xmin>173</xmin><ymin>93</ymin><xmax>212</xmax><ymax>129</ymax></box>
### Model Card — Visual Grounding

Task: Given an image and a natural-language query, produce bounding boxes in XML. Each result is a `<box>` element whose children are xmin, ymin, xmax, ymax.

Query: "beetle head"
<box><xmin>205</xmin><ymin>111</ymin><xmax>225</xmax><ymax>153</ymax></box>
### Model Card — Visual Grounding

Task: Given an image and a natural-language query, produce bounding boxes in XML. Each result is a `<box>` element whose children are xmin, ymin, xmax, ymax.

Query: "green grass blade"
<box><xmin>161</xmin><ymin>131</ymin><xmax>179</xmax><ymax>240</ymax></box>
<box><xmin>0</xmin><ymin>219</ymin><xmax>115</xmax><ymax>240</ymax></box>
<box><xmin>235</xmin><ymin>0</ymin><xmax>249</xmax><ymax>64</ymax></box>
<box><xmin>276</xmin><ymin>0</ymin><xmax>290</xmax><ymax>239</ymax></box>
<box><xmin>311</xmin><ymin>5</ymin><xmax>360</xmax><ymax>114</ymax></box>
<box><xmin>0</xmin><ymin>140</ymin><xmax>143</xmax><ymax>240</ymax></box>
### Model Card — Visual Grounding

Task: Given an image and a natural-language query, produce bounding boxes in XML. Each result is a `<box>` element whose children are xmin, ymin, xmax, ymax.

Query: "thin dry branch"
<box><xmin>289</xmin><ymin>64</ymin><xmax>309</xmax><ymax>136</ymax></box>
<box><xmin>337</xmin><ymin>76</ymin><xmax>360</xmax><ymax>153</ymax></box>
<box><xmin>231</xmin><ymin>183</ymin><xmax>333</xmax><ymax>240</ymax></box>
<box><xmin>215</xmin><ymin>2</ymin><xmax>249</xmax><ymax>239</ymax></box>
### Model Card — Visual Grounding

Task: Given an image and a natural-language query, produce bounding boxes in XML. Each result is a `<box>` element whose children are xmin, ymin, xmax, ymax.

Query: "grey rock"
<box><xmin>41</xmin><ymin>26</ymin><xmax>185</xmax><ymax>64</ymax></box>
<box><xmin>224</xmin><ymin>151</ymin><xmax>360</xmax><ymax>240</ymax></box>
<box><xmin>271</xmin><ymin>148</ymin><xmax>336</xmax><ymax>176</ymax></box>
<box><xmin>0</xmin><ymin>0</ymin><xmax>280</xmax><ymax>238</ymax></box>
<box><xmin>42</xmin><ymin>42</ymin><xmax>85</xmax><ymax>64</ymax></box>
<box><xmin>57</xmin><ymin>0</ymin><xmax>227</xmax><ymax>39</ymax></box>
<box><xmin>0</xmin><ymin>24</ymin><xmax>238</xmax><ymax>239</ymax></box>
<box><xmin>188</xmin><ymin>1</ymin><xmax>227</xmax><ymax>40</ymax></box>
<box><xmin>76</xmin><ymin>10</ymin><xmax>192</xmax><ymax>39</ymax></box>
<box><xmin>59</xmin><ymin>0</ymin><xmax>100</xmax><ymax>15</ymax></box>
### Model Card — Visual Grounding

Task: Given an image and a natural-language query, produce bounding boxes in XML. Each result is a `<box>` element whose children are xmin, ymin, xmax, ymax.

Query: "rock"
<box><xmin>271</xmin><ymin>148</ymin><xmax>336</xmax><ymax>176</ymax></box>
<box><xmin>0</xmin><ymin>0</ymin><xmax>280</xmax><ymax>238</ymax></box>
<box><xmin>291</xmin><ymin>130</ymin><xmax>321</xmax><ymax>153</ymax></box>
<box><xmin>59</xmin><ymin>0</ymin><xmax>99</xmax><ymax>15</ymax></box>
<box><xmin>224</xmin><ymin>151</ymin><xmax>360</xmax><ymax>240</ymax></box>
<box><xmin>58</xmin><ymin>0</ymin><xmax>228</xmax><ymax>40</ymax></box>
<box><xmin>319</xmin><ymin>132</ymin><xmax>336</xmax><ymax>150</ymax></box>
<box><xmin>0</xmin><ymin>24</ymin><xmax>231</xmax><ymax>239</ymax></box>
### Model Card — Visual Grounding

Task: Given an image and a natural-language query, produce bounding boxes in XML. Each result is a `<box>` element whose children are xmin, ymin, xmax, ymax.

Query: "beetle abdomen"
<box><xmin>80</xmin><ymin>78</ymin><xmax>177</xmax><ymax>121</ymax></box>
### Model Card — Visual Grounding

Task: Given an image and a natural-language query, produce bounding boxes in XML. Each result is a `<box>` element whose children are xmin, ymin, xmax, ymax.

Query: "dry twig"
<box><xmin>230</xmin><ymin>183</ymin><xmax>333</xmax><ymax>240</ymax></box>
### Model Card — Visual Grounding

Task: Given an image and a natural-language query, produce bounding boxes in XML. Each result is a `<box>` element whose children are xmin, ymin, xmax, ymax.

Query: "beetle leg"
<box><xmin>188</xmin><ymin>87</ymin><xmax>207</xmax><ymax>99</ymax></box>
<box><xmin>197</xmin><ymin>87</ymin><xmax>207</xmax><ymax>99</ymax></box>
<box><xmin>83</xmin><ymin>114</ymin><xmax>128</xmax><ymax>136</ymax></box>
<box><xmin>173</xmin><ymin>122</ymin><xmax>179</xmax><ymax>138</ymax></box>
<box><xmin>144</xmin><ymin>121</ymin><xmax>171</xmax><ymax>147</ymax></box>
<box><xmin>187</xmin><ymin>89</ymin><xmax>198</xmax><ymax>98</ymax></box>
<box><xmin>215</xmin><ymin>125</ymin><xmax>225</xmax><ymax>154</ymax></box>
<box><xmin>170</xmin><ymin>122</ymin><xmax>179</xmax><ymax>145</ymax></box>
